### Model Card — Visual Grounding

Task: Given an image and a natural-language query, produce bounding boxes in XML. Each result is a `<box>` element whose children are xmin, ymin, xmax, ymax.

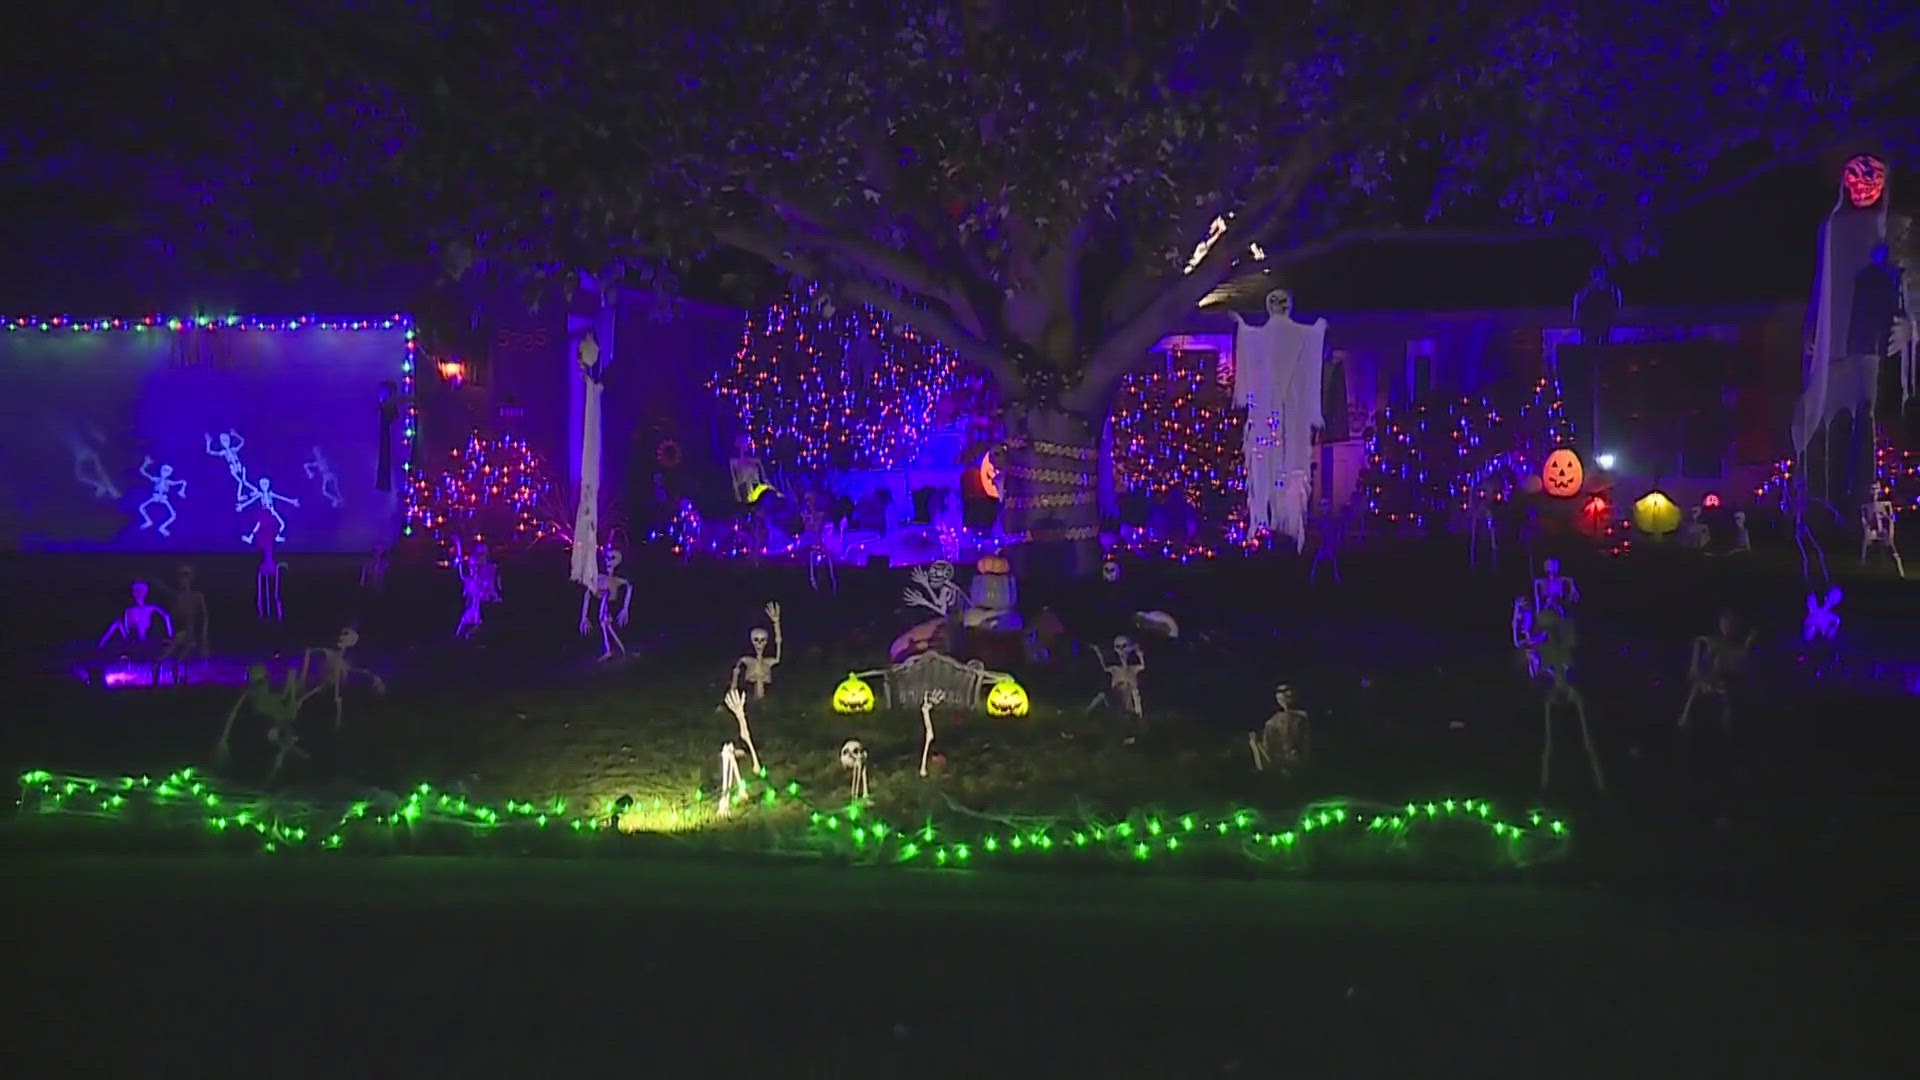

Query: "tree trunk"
<box><xmin>1004</xmin><ymin>403</ymin><xmax>1104</xmax><ymax>577</ymax></box>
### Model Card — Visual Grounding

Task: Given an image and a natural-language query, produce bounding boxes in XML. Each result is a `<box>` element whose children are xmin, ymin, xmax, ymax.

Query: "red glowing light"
<box><xmin>1702</xmin><ymin>492</ymin><xmax>1721</xmax><ymax>509</ymax></box>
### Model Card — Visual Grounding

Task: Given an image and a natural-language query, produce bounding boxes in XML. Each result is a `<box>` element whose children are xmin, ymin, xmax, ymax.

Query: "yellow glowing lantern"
<box><xmin>1632</xmin><ymin>490</ymin><xmax>1682</xmax><ymax>536</ymax></box>
<box><xmin>985</xmin><ymin>678</ymin><xmax>1030</xmax><ymax>717</ymax></box>
<box><xmin>831</xmin><ymin>673</ymin><xmax>876</xmax><ymax>714</ymax></box>
<box><xmin>1541</xmin><ymin>448</ymin><xmax>1584</xmax><ymax>498</ymax></box>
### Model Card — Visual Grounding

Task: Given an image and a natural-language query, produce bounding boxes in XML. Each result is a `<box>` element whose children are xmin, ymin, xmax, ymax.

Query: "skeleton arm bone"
<box><xmin>98</xmin><ymin>618</ymin><xmax>127</xmax><ymax>647</ymax></box>
<box><xmin>766</xmin><ymin>603</ymin><xmax>783</xmax><ymax>665</ymax></box>
<box><xmin>140</xmin><ymin>456</ymin><xmax>157</xmax><ymax>482</ymax></box>
<box><xmin>614</xmin><ymin>576</ymin><xmax>632</xmax><ymax>625</ymax></box>
<box><xmin>155</xmin><ymin>608</ymin><xmax>174</xmax><ymax>639</ymax></box>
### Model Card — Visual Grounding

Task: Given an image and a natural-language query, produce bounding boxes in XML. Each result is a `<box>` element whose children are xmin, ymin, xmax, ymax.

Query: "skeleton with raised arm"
<box><xmin>302</xmin><ymin>626</ymin><xmax>386</xmax><ymax>729</ymax></box>
<box><xmin>451</xmin><ymin>536</ymin><xmax>501</xmax><ymax>639</ymax></box>
<box><xmin>721</xmin><ymin>686</ymin><xmax>762</xmax><ymax>774</ymax></box>
<box><xmin>136</xmin><ymin>455</ymin><xmax>187</xmax><ymax>536</ymax></box>
<box><xmin>1088</xmin><ymin>635</ymin><xmax>1147</xmax><ymax>738</ymax></box>
<box><xmin>99</xmin><ymin>581</ymin><xmax>173</xmax><ymax>649</ymax></box>
<box><xmin>214</xmin><ymin>663</ymin><xmax>321</xmax><ymax>775</ymax></box>
<box><xmin>1677</xmin><ymin>611</ymin><xmax>1754</xmax><ymax>733</ymax></box>
<box><xmin>579</xmin><ymin>548</ymin><xmax>633</xmax><ymax>660</ymax></box>
<box><xmin>731</xmin><ymin>602</ymin><xmax>784</xmax><ymax>699</ymax></box>
<box><xmin>919</xmin><ymin>688</ymin><xmax>944</xmax><ymax>777</ymax></box>
<box><xmin>902</xmin><ymin>560</ymin><xmax>964</xmax><ymax>618</ymax></box>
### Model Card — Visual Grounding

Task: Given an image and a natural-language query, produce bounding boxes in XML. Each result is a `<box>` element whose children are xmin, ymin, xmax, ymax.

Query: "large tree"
<box><xmin>14</xmin><ymin>1</ymin><xmax>1915</xmax><ymax>567</ymax></box>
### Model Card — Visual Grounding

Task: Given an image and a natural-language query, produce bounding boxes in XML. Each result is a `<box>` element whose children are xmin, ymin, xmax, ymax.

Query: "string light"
<box><xmin>3</xmin><ymin>312</ymin><xmax>418</xmax><ymax>524</ymax></box>
<box><xmin>1756</xmin><ymin>438</ymin><xmax>1919</xmax><ymax>515</ymax></box>
<box><xmin>711</xmin><ymin>284</ymin><xmax>958</xmax><ymax>475</ymax></box>
<box><xmin>16</xmin><ymin>768</ymin><xmax>1570</xmax><ymax>870</ymax></box>
<box><xmin>408</xmin><ymin>430</ymin><xmax>565</xmax><ymax>554</ymax></box>
<box><xmin>1361</xmin><ymin>376</ymin><xmax>1575</xmax><ymax>526</ymax></box>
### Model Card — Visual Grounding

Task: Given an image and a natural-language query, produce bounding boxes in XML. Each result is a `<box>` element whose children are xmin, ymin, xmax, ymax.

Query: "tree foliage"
<box><xmin>11</xmin><ymin>2</ymin><xmax>1913</xmax><ymax>409</ymax></box>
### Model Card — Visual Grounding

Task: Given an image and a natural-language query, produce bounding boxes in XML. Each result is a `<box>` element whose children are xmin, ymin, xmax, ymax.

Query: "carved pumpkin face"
<box><xmin>1632</xmin><ymin>490</ymin><xmax>1682</xmax><ymax>536</ymax></box>
<box><xmin>1843</xmin><ymin>154</ymin><xmax>1886</xmax><ymax>209</ymax></box>
<box><xmin>832</xmin><ymin>674</ymin><xmax>875</xmax><ymax>714</ymax></box>
<box><xmin>985</xmin><ymin>679</ymin><xmax>1030</xmax><ymax>717</ymax></box>
<box><xmin>1541</xmin><ymin>449</ymin><xmax>1584</xmax><ymax>498</ymax></box>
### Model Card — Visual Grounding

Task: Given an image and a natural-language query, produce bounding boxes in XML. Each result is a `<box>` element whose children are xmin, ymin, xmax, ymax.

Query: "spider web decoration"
<box><xmin>408</xmin><ymin>431</ymin><xmax>566</xmax><ymax>554</ymax></box>
<box><xmin>712</xmin><ymin>283</ymin><xmax>959</xmax><ymax>475</ymax></box>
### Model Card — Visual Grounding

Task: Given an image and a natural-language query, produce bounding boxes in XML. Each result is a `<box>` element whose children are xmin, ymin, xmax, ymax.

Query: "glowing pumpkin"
<box><xmin>831</xmin><ymin>673</ymin><xmax>875</xmax><ymax>714</ymax></box>
<box><xmin>977</xmin><ymin>554</ymin><xmax>1009</xmax><ymax>574</ymax></box>
<box><xmin>984</xmin><ymin>678</ymin><xmax>1030</xmax><ymax>717</ymax></box>
<box><xmin>1541</xmin><ymin>448</ymin><xmax>1584</xmax><ymax>498</ymax></box>
<box><xmin>1632</xmin><ymin>490</ymin><xmax>1682</xmax><ymax>536</ymax></box>
<box><xmin>1842</xmin><ymin>153</ymin><xmax>1886</xmax><ymax>209</ymax></box>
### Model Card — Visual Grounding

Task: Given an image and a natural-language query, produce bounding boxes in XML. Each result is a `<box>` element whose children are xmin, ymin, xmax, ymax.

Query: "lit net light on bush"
<box><xmin>712</xmin><ymin>284</ymin><xmax>959</xmax><ymax>475</ymax></box>
<box><xmin>408</xmin><ymin>430</ymin><xmax>566</xmax><ymax>554</ymax></box>
<box><xmin>1361</xmin><ymin>377</ymin><xmax>1575</xmax><ymax>526</ymax></box>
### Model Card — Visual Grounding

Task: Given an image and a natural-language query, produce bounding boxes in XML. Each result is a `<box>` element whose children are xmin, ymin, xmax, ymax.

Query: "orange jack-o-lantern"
<box><xmin>1541</xmin><ymin>448</ymin><xmax>1584</xmax><ymax>498</ymax></box>
<box><xmin>1842</xmin><ymin>154</ymin><xmax>1886</xmax><ymax>209</ymax></box>
<box><xmin>976</xmin><ymin>554</ymin><xmax>1009</xmax><ymax>575</ymax></box>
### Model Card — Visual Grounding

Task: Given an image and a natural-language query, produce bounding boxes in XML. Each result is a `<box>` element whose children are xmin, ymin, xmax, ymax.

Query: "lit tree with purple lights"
<box><xmin>712</xmin><ymin>285</ymin><xmax>959</xmax><ymax>475</ymax></box>
<box><xmin>44</xmin><ymin>2</ymin><xmax>1908</xmax><ymax>571</ymax></box>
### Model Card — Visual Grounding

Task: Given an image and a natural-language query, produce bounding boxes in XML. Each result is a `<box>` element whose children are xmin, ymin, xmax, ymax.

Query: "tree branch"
<box><xmin>716</xmin><ymin>225</ymin><xmax>1023</xmax><ymax>391</ymax></box>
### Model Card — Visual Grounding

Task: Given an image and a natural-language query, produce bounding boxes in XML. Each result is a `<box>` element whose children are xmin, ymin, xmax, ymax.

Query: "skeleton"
<box><xmin>303</xmin><ymin>446</ymin><xmax>343</xmax><ymax>508</ymax></box>
<box><xmin>136</xmin><ymin>456</ymin><xmax>187</xmax><ymax>536</ymax></box>
<box><xmin>237</xmin><ymin>476</ymin><xmax>300</xmax><ymax>545</ymax></box>
<box><xmin>802</xmin><ymin>494</ymin><xmax>838</xmax><ymax>593</ymax></box>
<box><xmin>1860</xmin><ymin>493</ymin><xmax>1904</xmax><ymax>577</ymax></box>
<box><xmin>99</xmin><ymin>580</ymin><xmax>174</xmax><ymax>649</ymax></box>
<box><xmin>205</xmin><ymin>429</ymin><xmax>249</xmax><ymax>500</ymax></box>
<box><xmin>721</xmin><ymin>687</ymin><xmax>762</xmax><ymax>775</ymax></box>
<box><xmin>1535</xmin><ymin>609</ymin><xmax>1604</xmax><ymax>792</ymax></box>
<box><xmin>1511</xmin><ymin>596</ymin><xmax>1544</xmax><ymax>679</ymax></box>
<box><xmin>902</xmin><ymin>560</ymin><xmax>965</xmax><ymax>618</ymax></box>
<box><xmin>839</xmin><ymin>740</ymin><xmax>870</xmax><ymax>801</ymax></box>
<box><xmin>154</xmin><ymin>565</ymin><xmax>210</xmax><ymax>682</ymax></box>
<box><xmin>1467</xmin><ymin>491</ymin><xmax>1498</xmax><ymax>571</ymax></box>
<box><xmin>214</xmin><ymin>663</ymin><xmax>321</xmax><ymax>778</ymax></box>
<box><xmin>1248</xmin><ymin>684</ymin><xmax>1308</xmax><ymax>774</ymax></box>
<box><xmin>731</xmin><ymin>602</ymin><xmax>784</xmax><ymax>699</ymax></box>
<box><xmin>1728</xmin><ymin>510</ymin><xmax>1751</xmax><ymax>554</ymax></box>
<box><xmin>255</xmin><ymin>533</ymin><xmax>286</xmax><ymax>621</ymax></box>
<box><xmin>1677</xmin><ymin>612</ymin><xmax>1754</xmax><ymax>733</ymax></box>
<box><xmin>360</xmin><ymin>545</ymin><xmax>390</xmax><ymax>593</ymax></box>
<box><xmin>1803</xmin><ymin>587</ymin><xmax>1842</xmax><ymax>643</ymax></box>
<box><xmin>716</xmin><ymin>743</ymin><xmax>748</xmax><ymax>817</ymax></box>
<box><xmin>1100</xmin><ymin>557</ymin><xmax>1121</xmax><ymax>584</ymax></box>
<box><xmin>451</xmin><ymin>536</ymin><xmax>502</xmax><ymax>638</ymax></box>
<box><xmin>1087</xmin><ymin>636</ymin><xmax>1147</xmax><ymax>736</ymax></box>
<box><xmin>301</xmin><ymin>626</ymin><xmax>386</xmax><ymax>729</ymax></box>
<box><xmin>918</xmin><ymin>689</ymin><xmax>945</xmax><ymax>777</ymax></box>
<box><xmin>1677</xmin><ymin>506</ymin><xmax>1709</xmax><ymax>550</ymax></box>
<box><xmin>1533</xmin><ymin>558</ymin><xmax>1580</xmax><ymax>615</ymax></box>
<box><xmin>1780</xmin><ymin>484</ymin><xmax>1830</xmax><ymax>587</ymax></box>
<box><xmin>578</xmin><ymin>548</ymin><xmax>633</xmax><ymax>660</ymax></box>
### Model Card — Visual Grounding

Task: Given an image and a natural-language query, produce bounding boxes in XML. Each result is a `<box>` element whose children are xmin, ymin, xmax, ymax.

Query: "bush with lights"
<box><xmin>712</xmin><ymin>284</ymin><xmax>959</xmax><ymax>476</ymax></box>
<box><xmin>1112</xmin><ymin>345</ymin><xmax>1247</xmax><ymax>529</ymax></box>
<box><xmin>1755</xmin><ymin>436</ymin><xmax>1920</xmax><ymax>516</ymax></box>
<box><xmin>408</xmin><ymin>431</ymin><xmax>567</xmax><ymax>553</ymax></box>
<box><xmin>1360</xmin><ymin>377</ymin><xmax>1576</xmax><ymax>528</ymax></box>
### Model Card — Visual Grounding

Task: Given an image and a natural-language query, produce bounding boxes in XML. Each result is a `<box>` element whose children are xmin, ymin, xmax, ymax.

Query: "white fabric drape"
<box><xmin>1793</xmin><ymin>185</ymin><xmax>1889</xmax><ymax>460</ymax></box>
<box><xmin>1234</xmin><ymin>314</ymin><xmax>1326</xmax><ymax>550</ymax></box>
<box><xmin>570</xmin><ymin>326</ymin><xmax>607</xmax><ymax>585</ymax></box>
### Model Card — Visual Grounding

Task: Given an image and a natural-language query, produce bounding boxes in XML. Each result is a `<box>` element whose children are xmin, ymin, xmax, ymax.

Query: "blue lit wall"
<box><xmin>0</xmin><ymin>319</ymin><xmax>413</xmax><ymax>553</ymax></box>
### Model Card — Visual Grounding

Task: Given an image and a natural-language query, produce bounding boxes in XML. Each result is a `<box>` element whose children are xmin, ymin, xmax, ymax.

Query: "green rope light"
<box><xmin>16</xmin><ymin>769</ymin><xmax>1570</xmax><ymax>869</ymax></box>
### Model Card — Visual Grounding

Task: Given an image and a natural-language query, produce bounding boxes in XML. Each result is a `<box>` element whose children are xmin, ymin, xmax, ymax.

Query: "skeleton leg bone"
<box><xmin>1248</xmin><ymin>731</ymin><xmax>1269</xmax><ymax>771</ymax></box>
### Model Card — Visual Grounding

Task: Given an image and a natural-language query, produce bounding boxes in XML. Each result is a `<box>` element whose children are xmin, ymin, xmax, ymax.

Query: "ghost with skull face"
<box><xmin>1230</xmin><ymin>288</ymin><xmax>1326</xmax><ymax>548</ymax></box>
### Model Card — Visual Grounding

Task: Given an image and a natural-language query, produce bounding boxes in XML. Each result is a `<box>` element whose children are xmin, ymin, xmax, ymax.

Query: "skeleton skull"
<box><xmin>1544</xmin><ymin>558</ymin><xmax>1560</xmax><ymax>576</ymax></box>
<box><xmin>749</xmin><ymin>627</ymin><xmax>770</xmax><ymax>651</ymax></box>
<box><xmin>839</xmin><ymin>739</ymin><xmax>866</xmax><ymax>770</ymax></box>
<box><xmin>337</xmin><ymin>627</ymin><xmax>360</xmax><ymax>650</ymax></box>
<box><xmin>130</xmin><ymin>581</ymin><xmax>150</xmax><ymax>603</ymax></box>
<box><xmin>1100</xmin><ymin>558</ymin><xmax>1120</xmax><ymax>583</ymax></box>
<box><xmin>1275</xmin><ymin>683</ymin><xmax>1295</xmax><ymax>708</ymax></box>
<box><xmin>1114</xmin><ymin>635</ymin><xmax>1135</xmax><ymax>655</ymax></box>
<box><xmin>927</xmin><ymin>559</ymin><xmax>955</xmax><ymax>588</ymax></box>
<box><xmin>1265</xmin><ymin>289</ymin><xmax>1292</xmax><ymax>318</ymax></box>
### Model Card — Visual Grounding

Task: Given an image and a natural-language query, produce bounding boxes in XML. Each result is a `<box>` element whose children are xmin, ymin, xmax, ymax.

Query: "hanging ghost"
<box><xmin>1231</xmin><ymin>289</ymin><xmax>1326</xmax><ymax>550</ymax></box>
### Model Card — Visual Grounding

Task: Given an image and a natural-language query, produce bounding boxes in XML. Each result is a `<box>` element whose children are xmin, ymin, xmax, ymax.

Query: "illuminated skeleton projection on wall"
<box><xmin>136</xmin><ymin>455</ymin><xmax>187</xmax><ymax>536</ymax></box>
<box><xmin>303</xmin><ymin>446</ymin><xmax>343</xmax><ymax>508</ymax></box>
<box><xmin>0</xmin><ymin>316</ymin><xmax>414</xmax><ymax>552</ymax></box>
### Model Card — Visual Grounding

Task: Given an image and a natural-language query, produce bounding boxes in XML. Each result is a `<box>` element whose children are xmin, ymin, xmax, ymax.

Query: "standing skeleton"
<box><xmin>1677</xmin><ymin>612</ymin><xmax>1754</xmax><ymax>733</ymax></box>
<box><xmin>731</xmin><ymin>602</ymin><xmax>784</xmax><ymax>699</ymax></box>
<box><xmin>1535</xmin><ymin>609</ymin><xmax>1604</xmax><ymax>792</ymax></box>
<box><xmin>1533</xmin><ymin>558</ymin><xmax>1580</xmax><ymax>615</ymax></box>
<box><xmin>452</xmin><ymin>536</ymin><xmax>502</xmax><ymax>638</ymax></box>
<box><xmin>579</xmin><ymin>548</ymin><xmax>634</xmax><ymax>660</ymax></box>
<box><xmin>155</xmin><ymin>565</ymin><xmax>210</xmax><ymax>683</ymax></box>
<box><xmin>919</xmin><ymin>689</ymin><xmax>944</xmax><ymax>777</ymax></box>
<box><xmin>1860</xmin><ymin>493</ymin><xmax>1904</xmax><ymax>577</ymax></box>
<box><xmin>301</xmin><ymin>627</ymin><xmax>386</xmax><ymax>729</ymax></box>
<box><xmin>215</xmin><ymin>663</ymin><xmax>321</xmax><ymax>780</ymax></box>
